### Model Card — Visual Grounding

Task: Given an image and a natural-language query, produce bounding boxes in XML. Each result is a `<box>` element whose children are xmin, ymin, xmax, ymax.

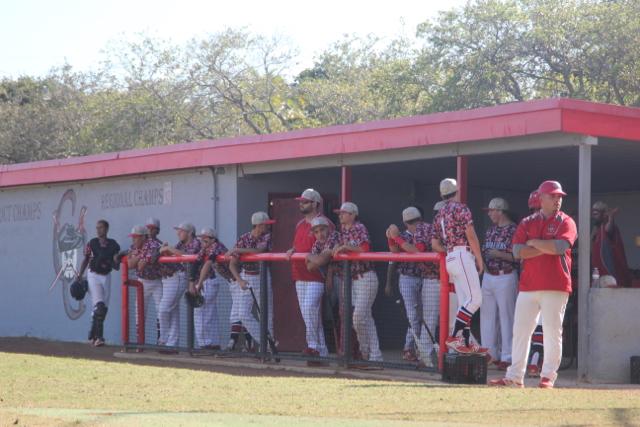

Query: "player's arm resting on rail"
<box><xmin>386</xmin><ymin>224</ymin><xmax>425</xmax><ymax>253</ymax></box>
<box><xmin>486</xmin><ymin>248</ymin><xmax>516</xmax><ymax>262</ymax></box>
<box><xmin>306</xmin><ymin>249</ymin><xmax>333</xmax><ymax>271</ymax></box>
<box><xmin>465</xmin><ymin>224</ymin><xmax>484</xmax><ymax>274</ymax></box>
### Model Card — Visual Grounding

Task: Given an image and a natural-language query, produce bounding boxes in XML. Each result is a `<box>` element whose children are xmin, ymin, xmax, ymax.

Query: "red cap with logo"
<box><xmin>537</xmin><ymin>180</ymin><xmax>567</xmax><ymax>196</ymax></box>
<box><xmin>528</xmin><ymin>190</ymin><xmax>541</xmax><ymax>209</ymax></box>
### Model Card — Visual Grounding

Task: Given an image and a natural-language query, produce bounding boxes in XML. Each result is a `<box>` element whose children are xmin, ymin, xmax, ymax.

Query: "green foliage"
<box><xmin>1</xmin><ymin>0</ymin><xmax>639</xmax><ymax>164</ymax></box>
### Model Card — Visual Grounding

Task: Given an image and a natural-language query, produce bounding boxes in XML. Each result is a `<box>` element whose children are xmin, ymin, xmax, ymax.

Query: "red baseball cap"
<box><xmin>528</xmin><ymin>190</ymin><xmax>541</xmax><ymax>209</ymax></box>
<box><xmin>538</xmin><ymin>180</ymin><xmax>567</xmax><ymax>196</ymax></box>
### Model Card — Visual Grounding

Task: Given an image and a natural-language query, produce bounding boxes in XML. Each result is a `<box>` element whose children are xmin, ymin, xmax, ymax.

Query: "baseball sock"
<box><xmin>452</xmin><ymin>306</ymin><xmax>473</xmax><ymax>339</ymax></box>
<box><xmin>462</xmin><ymin>327</ymin><xmax>471</xmax><ymax>347</ymax></box>
<box><xmin>230</xmin><ymin>321</ymin><xmax>242</xmax><ymax>349</ymax></box>
<box><xmin>529</xmin><ymin>325</ymin><xmax>544</xmax><ymax>365</ymax></box>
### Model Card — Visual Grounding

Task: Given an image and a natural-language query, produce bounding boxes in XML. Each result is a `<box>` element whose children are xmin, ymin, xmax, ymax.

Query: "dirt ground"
<box><xmin>0</xmin><ymin>337</ymin><xmax>358</xmax><ymax>380</ymax></box>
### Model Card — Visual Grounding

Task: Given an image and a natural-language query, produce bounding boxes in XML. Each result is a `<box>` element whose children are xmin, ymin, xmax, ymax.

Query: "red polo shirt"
<box><xmin>291</xmin><ymin>214</ymin><xmax>334</xmax><ymax>282</ymax></box>
<box><xmin>513</xmin><ymin>210</ymin><xmax>577</xmax><ymax>293</ymax></box>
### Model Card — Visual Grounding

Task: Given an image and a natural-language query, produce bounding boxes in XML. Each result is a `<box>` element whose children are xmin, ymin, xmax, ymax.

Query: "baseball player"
<box><xmin>123</xmin><ymin>223</ymin><xmax>163</xmax><ymax>344</ymax></box>
<box><xmin>190</xmin><ymin>227</ymin><xmax>232</xmax><ymax>350</ymax></box>
<box><xmin>286</xmin><ymin>189</ymin><xmax>333</xmax><ymax>358</ymax></box>
<box><xmin>227</xmin><ymin>212</ymin><xmax>275</xmax><ymax>352</ymax></box>
<box><xmin>591</xmin><ymin>201</ymin><xmax>631</xmax><ymax>287</ymax></box>
<box><xmin>526</xmin><ymin>190</ymin><xmax>544</xmax><ymax>377</ymax></box>
<box><xmin>78</xmin><ymin>220</ymin><xmax>121</xmax><ymax>347</ymax></box>
<box><xmin>157</xmin><ymin>222</ymin><xmax>201</xmax><ymax>351</ymax></box>
<box><xmin>332</xmin><ymin>202</ymin><xmax>382</xmax><ymax>362</ymax></box>
<box><xmin>432</xmin><ymin>178</ymin><xmax>486</xmax><ymax>354</ymax></box>
<box><xmin>480</xmin><ymin>198</ymin><xmax>518</xmax><ymax>369</ymax></box>
<box><xmin>144</xmin><ymin>217</ymin><xmax>163</xmax><ymax>342</ymax></box>
<box><xmin>490</xmin><ymin>180</ymin><xmax>577</xmax><ymax>388</ymax></box>
<box><xmin>386</xmin><ymin>206</ymin><xmax>440</xmax><ymax>365</ymax></box>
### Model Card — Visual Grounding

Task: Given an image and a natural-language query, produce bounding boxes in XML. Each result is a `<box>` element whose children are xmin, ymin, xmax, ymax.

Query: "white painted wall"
<box><xmin>0</xmin><ymin>168</ymin><xmax>238</xmax><ymax>343</ymax></box>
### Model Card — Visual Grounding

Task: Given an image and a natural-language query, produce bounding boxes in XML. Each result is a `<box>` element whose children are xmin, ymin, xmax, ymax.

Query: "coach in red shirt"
<box><xmin>491</xmin><ymin>180</ymin><xmax>577</xmax><ymax>389</ymax></box>
<box><xmin>286</xmin><ymin>189</ymin><xmax>333</xmax><ymax>357</ymax></box>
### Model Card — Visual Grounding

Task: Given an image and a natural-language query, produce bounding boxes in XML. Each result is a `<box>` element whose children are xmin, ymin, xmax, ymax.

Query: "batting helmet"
<box><xmin>70</xmin><ymin>278</ymin><xmax>88</xmax><ymax>301</ymax></box>
<box><xmin>185</xmin><ymin>291</ymin><xmax>204</xmax><ymax>308</ymax></box>
<box><xmin>528</xmin><ymin>190</ymin><xmax>541</xmax><ymax>210</ymax></box>
<box><xmin>538</xmin><ymin>180</ymin><xmax>567</xmax><ymax>196</ymax></box>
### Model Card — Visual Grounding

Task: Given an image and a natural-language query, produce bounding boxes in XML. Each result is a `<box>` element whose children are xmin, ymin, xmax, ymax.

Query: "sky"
<box><xmin>0</xmin><ymin>0</ymin><xmax>466</xmax><ymax>78</ymax></box>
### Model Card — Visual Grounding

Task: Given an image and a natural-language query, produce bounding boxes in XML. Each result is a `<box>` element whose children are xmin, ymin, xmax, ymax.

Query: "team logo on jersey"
<box><xmin>51</xmin><ymin>189</ymin><xmax>113</xmax><ymax>320</ymax></box>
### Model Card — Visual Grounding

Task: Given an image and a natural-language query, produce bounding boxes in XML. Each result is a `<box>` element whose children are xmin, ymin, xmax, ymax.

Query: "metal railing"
<box><xmin>120</xmin><ymin>251</ymin><xmax>451</xmax><ymax>371</ymax></box>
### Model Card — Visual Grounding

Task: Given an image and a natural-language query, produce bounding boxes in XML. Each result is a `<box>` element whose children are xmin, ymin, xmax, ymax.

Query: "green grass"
<box><xmin>1</xmin><ymin>352</ymin><xmax>639</xmax><ymax>426</ymax></box>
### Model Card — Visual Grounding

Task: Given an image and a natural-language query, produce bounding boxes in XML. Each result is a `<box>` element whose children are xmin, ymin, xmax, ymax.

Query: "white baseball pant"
<box><xmin>229</xmin><ymin>280</ymin><xmax>242</xmax><ymax>324</ymax></box>
<box><xmin>136</xmin><ymin>278</ymin><xmax>162</xmax><ymax>343</ymax></box>
<box><xmin>239</xmin><ymin>271</ymin><xmax>273</xmax><ymax>347</ymax></box>
<box><xmin>399</xmin><ymin>274</ymin><xmax>423</xmax><ymax>351</ymax></box>
<box><xmin>480</xmin><ymin>271</ymin><xmax>518</xmax><ymax>362</ymax></box>
<box><xmin>295</xmin><ymin>281</ymin><xmax>328</xmax><ymax>356</ymax></box>
<box><xmin>352</xmin><ymin>270</ymin><xmax>382</xmax><ymax>362</ymax></box>
<box><xmin>420</xmin><ymin>278</ymin><xmax>440</xmax><ymax>357</ymax></box>
<box><xmin>159</xmin><ymin>271</ymin><xmax>187</xmax><ymax>347</ymax></box>
<box><xmin>194</xmin><ymin>277</ymin><xmax>226</xmax><ymax>348</ymax></box>
<box><xmin>506</xmin><ymin>290</ymin><xmax>569</xmax><ymax>384</ymax></box>
<box><xmin>88</xmin><ymin>270</ymin><xmax>108</xmax><ymax>307</ymax></box>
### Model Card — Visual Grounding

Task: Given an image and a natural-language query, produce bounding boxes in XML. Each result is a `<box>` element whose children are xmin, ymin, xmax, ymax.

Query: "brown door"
<box><xmin>268</xmin><ymin>193</ymin><xmax>338</xmax><ymax>352</ymax></box>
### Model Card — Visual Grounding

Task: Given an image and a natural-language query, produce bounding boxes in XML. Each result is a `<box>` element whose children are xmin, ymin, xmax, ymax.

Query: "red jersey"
<box><xmin>291</xmin><ymin>214</ymin><xmax>334</xmax><ymax>282</ymax></box>
<box><xmin>513</xmin><ymin>210</ymin><xmax>577</xmax><ymax>293</ymax></box>
<box><xmin>591</xmin><ymin>223</ymin><xmax>631</xmax><ymax>287</ymax></box>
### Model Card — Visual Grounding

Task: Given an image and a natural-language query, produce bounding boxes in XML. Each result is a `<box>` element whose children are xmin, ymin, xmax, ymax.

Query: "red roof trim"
<box><xmin>1</xmin><ymin>99</ymin><xmax>638</xmax><ymax>188</ymax></box>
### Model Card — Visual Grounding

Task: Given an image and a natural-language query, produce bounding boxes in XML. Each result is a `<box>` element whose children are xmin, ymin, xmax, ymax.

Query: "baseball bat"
<box><xmin>248</xmin><ymin>287</ymin><xmax>280</xmax><ymax>362</ymax></box>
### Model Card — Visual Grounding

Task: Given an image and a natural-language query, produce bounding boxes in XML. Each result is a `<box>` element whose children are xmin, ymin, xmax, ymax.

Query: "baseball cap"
<box><xmin>528</xmin><ymin>190</ymin><xmax>541</xmax><ymax>210</ymax></box>
<box><xmin>310</xmin><ymin>216</ymin><xmax>330</xmax><ymax>230</ymax></box>
<box><xmin>592</xmin><ymin>201</ymin><xmax>608</xmax><ymax>211</ymax></box>
<box><xmin>146</xmin><ymin>217</ymin><xmax>160</xmax><ymax>228</ymax></box>
<box><xmin>402</xmin><ymin>207</ymin><xmax>421</xmax><ymax>222</ymax></box>
<box><xmin>483</xmin><ymin>198</ymin><xmax>509</xmax><ymax>211</ymax></box>
<box><xmin>433</xmin><ymin>201</ymin><xmax>446</xmax><ymax>211</ymax></box>
<box><xmin>197</xmin><ymin>227</ymin><xmax>217</xmax><ymax>238</ymax></box>
<box><xmin>440</xmin><ymin>178</ymin><xmax>458</xmax><ymax>196</ymax></box>
<box><xmin>538</xmin><ymin>180</ymin><xmax>567</xmax><ymax>196</ymax></box>
<box><xmin>251</xmin><ymin>211</ymin><xmax>276</xmax><ymax>225</ymax></box>
<box><xmin>334</xmin><ymin>202</ymin><xmax>359</xmax><ymax>216</ymax></box>
<box><xmin>174</xmin><ymin>222</ymin><xmax>196</xmax><ymax>234</ymax></box>
<box><xmin>128</xmin><ymin>224</ymin><xmax>148</xmax><ymax>237</ymax></box>
<box><xmin>295</xmin><ymin>188</ymin><xmax>322</xmax><ymax>204</ymax></box>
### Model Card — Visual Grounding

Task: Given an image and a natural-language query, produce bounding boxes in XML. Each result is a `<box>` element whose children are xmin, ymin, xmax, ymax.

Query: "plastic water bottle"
<box><xmin>592</xmin><ymin>268</ymin><xmax>600</xmax><ymax>287</ymax></box>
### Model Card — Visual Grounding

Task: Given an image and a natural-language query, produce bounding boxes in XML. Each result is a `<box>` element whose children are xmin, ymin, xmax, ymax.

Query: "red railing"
<box><xmin>121</xmin><ymin>251</ymin><xmax>451</xmax><ymax>369</ymax></box>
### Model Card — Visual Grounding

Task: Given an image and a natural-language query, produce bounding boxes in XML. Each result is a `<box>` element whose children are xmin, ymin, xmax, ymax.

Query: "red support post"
<box><xmin>438</xmin><ymin>253</ymin><xmax>450</xmax><ymax>371</ymax></box>
<box><xmin>341</xmin><ymin>165</ymin><xmax>352</xmax><ymax>203</ymax></box>
<box><xmin>121</xmin><ymin>256</ymin><xmax>129</xmax><ymax>346</ymax></box>
<box><xmin>456</xmin><ymin>156</ymin><xmax>468</xmax><ymax>204</ymax></box>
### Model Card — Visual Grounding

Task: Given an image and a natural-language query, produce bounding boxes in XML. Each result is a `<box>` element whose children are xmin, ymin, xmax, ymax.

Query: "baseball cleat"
<box><xmin>402</xmin><ymin>349</ymin><xmax>418</xmax><ymax>362</ymax></box>
<box><xmin>488</xmin><ymin>378</ymin><xmax>524</xmax><ymax>388</ymax></box>
<box><xmin>93</xmin><ymin>338</ymin><xmax>105</xmax><ymax>347</ymax></box>
<box><xmin>497</xmin><ymin>361</ymin><xmax>511</xmax><ymax>371</ymax></box>
<box><xmin>445</xmin><ymin>336</ymin><xmax>472</xmax><ymax>354</ymax></box>
<box><xmin>527</xmin><ymin>364</ymin><xmax>540</xmax><ymax>377</ymax></box>
<box><xmin>538</xmin><ymin>377</ymin><xmax>554</xmax><ymax>388</ymax></box>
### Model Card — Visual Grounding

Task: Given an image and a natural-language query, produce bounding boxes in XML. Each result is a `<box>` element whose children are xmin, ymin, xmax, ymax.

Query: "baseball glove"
<box><xmin>70</xmin><ymin>278</ymin><xmax>88</xmax><ymax>301</ymax></box>
<box><xmin>185</xmin><ymin>290</ymin><xmax>204</xmax><ymax>308</ymax></box>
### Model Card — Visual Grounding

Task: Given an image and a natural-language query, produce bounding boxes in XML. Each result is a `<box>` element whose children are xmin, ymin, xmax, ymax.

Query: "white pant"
<box><xmin>136</xmin><ymin>278</ymin><xmax>162</xmax><ymax>343</ymax></box>
<box><xmin>420</xmin><ymin>278</ymin><xmax>440</xmax><ymax>357</ymax></box>
<box><xmin>88</xmin><ymin>270</ymin><xmax>108</xmax><ymax>307</ymax></box>
<box><xmin>296</xmin><ymin>281</ymin><xmax>328</xmax><ymax>356</ymax></box>
<box><xmin>506</xmin><ymin>291</ymin><xmax>569</xmax><ymax>384</ymax></box>
<box><xmin>229</xmin><ymin>280</ymin><xmax>243</xmax><ymax>324</ymax></box>
<box><xmin>480</xmin><ymin>272</ymin><xmax>518</xmax><ymax>362</ymax></box>
<box><xmin>446</xmin><ymin>248</ymin><xmax>482</xmax><ymax>314</ymax></box>
<box><xmin>399</xmin><ymin>275</ymin><xmax>423</xmax><ymax>350</ymax></box>
<box><xmin>159</xmin><ymin>271</ymin><xmax>187</xmax><ymax>347</ymax></box>
<box><xmin>239</xmin><ymin>271</ymin><xmax>273</xmax><ymax>347</ymax></box>
<box><xmin>195</xmin><ymin>277</ymin><xmax>225</xmax><ymax>347</ymax></box>
<box><xmin>351</xmin><ymin>270</ymin><xmax>382</xmax><ymax>361</ymax></box>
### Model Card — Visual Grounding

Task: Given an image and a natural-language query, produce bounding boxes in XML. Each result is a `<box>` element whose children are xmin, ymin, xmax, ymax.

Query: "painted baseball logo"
<box><xmin>50</xmin><ymin>189</ymin><xmax>111</xmax><ymax>319</ymax></box>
